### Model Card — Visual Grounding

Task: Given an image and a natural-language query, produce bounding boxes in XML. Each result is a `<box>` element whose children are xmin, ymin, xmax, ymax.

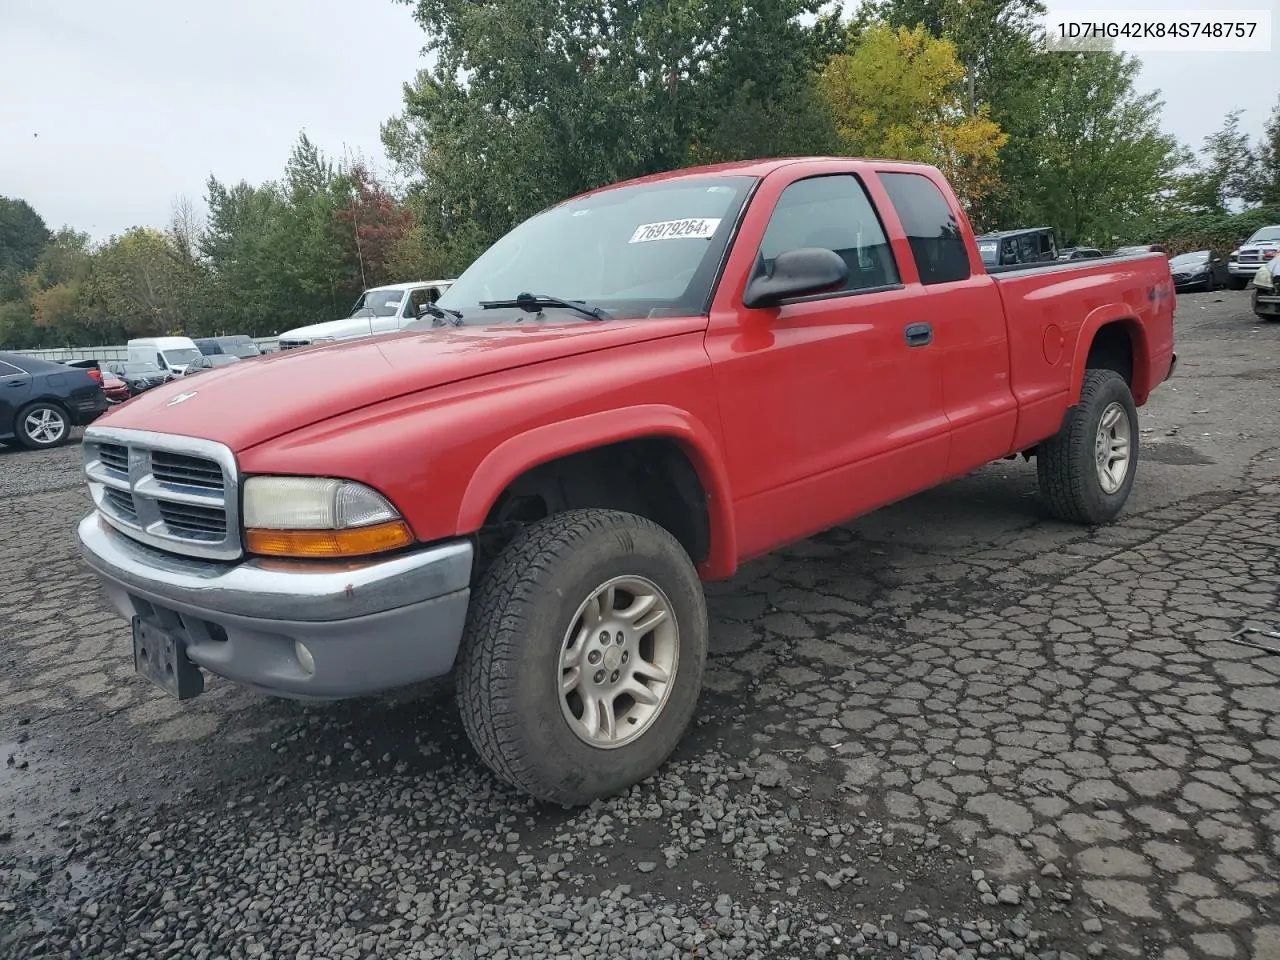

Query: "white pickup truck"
<box><xmin>1227</xmin><ymin>225</ymin><xmax>1280</xmax><ymax>289</ymax></box>
<box><xmin>277</xmin><ymin>280</ymin><xmax>455</xmax><ymax>350</ymax></box>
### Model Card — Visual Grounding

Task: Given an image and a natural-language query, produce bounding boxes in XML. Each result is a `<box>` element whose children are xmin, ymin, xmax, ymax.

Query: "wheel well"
<box><xmin>1085</xmin><ymin>322</ymin><xmax>1135</xmax><ymax>386</ymax></box>
<box><xmin>476</xmin><ymin>438</ymin><xmax>711</xmax><ymax>579</ymax></box>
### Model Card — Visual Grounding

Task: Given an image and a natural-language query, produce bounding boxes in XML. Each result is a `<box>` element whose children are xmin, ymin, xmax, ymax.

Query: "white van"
<box><xmin>276</xmin><ymin>280</ymin><xmax>455</xmax><ymax>350</ymax></box>
<box><xmin>127</xmin><ymin>337</ymin><xmax>203</xmax><ymax>377</ymax></box>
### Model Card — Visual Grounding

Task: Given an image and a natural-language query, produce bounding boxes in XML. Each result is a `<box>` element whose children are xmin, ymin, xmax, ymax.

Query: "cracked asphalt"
<box><xmin>1</xmin><ymin>289</ymin><xmax>1278</xmax><ymax>960</ymax></box>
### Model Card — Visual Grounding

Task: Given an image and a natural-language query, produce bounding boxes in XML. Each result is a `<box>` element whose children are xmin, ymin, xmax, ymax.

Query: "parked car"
<box><xmin>1252</xmin><ymin>259</ymin><xmax>1278</xmax><ymax>320</ymax></box>
<box><xmin>194</xmin><ymin>335</ymin><xmax>261</xmax><ymax>358</ymax></box>
<box><xmin>1226</xmin><ymin>224</ymin><xmax>1280</xmax><ymax>289</ymax></box>
<box><xmin>1057</xmin><ymin>246</ymin><xmax>1104</xmax><ymax>260</ymax></box>
<box><xmin>127</xmin><ymin>336</ymin><xmax>203</xmax><ymax>377</ymax></box>
<box><xmin>59</xmin><ymin>358</ymin><xmax>106</xmax><ymax>384</ymax></box>
<box><xmin>76</xmin><ymin>156</ymin><xmax>1176</xmax><ymax>806</ymax></box>
<box><xmin>101</xmin><ymin>375</ymin><xmax>131</xmax><ymax>404</ymax></box>
<box><xmin>104</xmin><ymin>361</ymin><xmax>172</xmax><ymax>396</ymax></box>
<box><xmin>183</xmin><ymin>354</ymin><xmax>241</xmax><ymax>376</ymax></box>
<box><xmin>276</xmin><ymin>280</ymin><xmax>457</xmax><ymax>350</ymax></box>
<box><xmin>1168</xmin><ymin>250</ymin><xmax>1229</xmax><ymax>292</ymax></box>
<box><xmin>1113</xmin><ymin>244</ymin><xmax>1167</xmax><ymax>256</ymax></box>
<box><xmin>0</xmin><ymin>351</ymin><xmax>106</xmax><ymax>448</ymax></box>
<box><xmin>976</xmin><ymin>227</ymin><xmax>1057</xmax><ymax>267</ymax></box>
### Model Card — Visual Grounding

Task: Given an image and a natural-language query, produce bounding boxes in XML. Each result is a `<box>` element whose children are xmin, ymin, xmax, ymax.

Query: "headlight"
<box><xmin>242</xmin><ymin>476</ymin><xmax>414</xmax><ymax>558</ymax></box>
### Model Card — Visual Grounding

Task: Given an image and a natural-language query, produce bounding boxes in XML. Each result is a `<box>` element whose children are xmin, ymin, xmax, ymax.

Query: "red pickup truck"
<box><xmin>77</xmin><ymin>158</ymin><xmax>1176</xmax><ymax>805</ymax></box>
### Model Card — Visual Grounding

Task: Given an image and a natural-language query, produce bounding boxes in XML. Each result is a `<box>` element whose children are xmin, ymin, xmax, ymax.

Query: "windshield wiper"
<box><xmin>416</xmin><ymin>302</ymin><xmax>464</xmax><ymax>326</ymax></box>
<box><xmin>479</xmin><ymin>292</ymin><xmax>611</xmax><ymax>321</ymax></box>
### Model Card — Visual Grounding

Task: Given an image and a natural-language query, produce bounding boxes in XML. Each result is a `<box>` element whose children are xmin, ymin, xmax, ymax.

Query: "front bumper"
<box><xmin>77</xmin><ymin>512</ymin><xmax>473</xmax><ymax>699</ymax></box>
<box><xmin>1254</xmin><ymin>288</ymin><xmax>1280</xmax><ymax>317</ymax></box>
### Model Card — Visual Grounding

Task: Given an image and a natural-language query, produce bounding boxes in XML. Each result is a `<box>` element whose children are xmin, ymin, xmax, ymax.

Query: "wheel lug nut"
<box><xmin>610</xmin><ymin>671</ymin><xmax>620</xmax><ymax>682</ymax></box>
<box><xmin>588</xmin><ymin>650</ymin><xmax>602</xmax><ymax>665</ymax></box>
<box><xmin>594</xmin><ymin>670</ymin><xmax>605</xmax><ymax>684</ymax></box>
<box><xmin>615</xmin><ymin>632</ymin><xmax>624</xmax><ymax>644</ymax></box>
<box><xmin>622</xmin><ymin>652</ymin><xmax>629</xmax><ymax>663</ymax></box>
<box><xmin>599</xmin><ymin>631</ymin><xmax>610</xmax><ymax>642</ymax></box>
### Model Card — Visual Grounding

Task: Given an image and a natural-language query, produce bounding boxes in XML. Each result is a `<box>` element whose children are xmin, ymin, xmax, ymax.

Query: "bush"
<box><xmin>1136</xmin><ymin>206</ymin><xmax>1280</xmax><ymax>256</ymax></box>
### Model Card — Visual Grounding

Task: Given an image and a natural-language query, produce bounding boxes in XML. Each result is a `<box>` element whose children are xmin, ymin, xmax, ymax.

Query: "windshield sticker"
<box><xmin>629</xmin><ymin>218</ymin><xmax>722</xmax><ymax>243</ymax></box>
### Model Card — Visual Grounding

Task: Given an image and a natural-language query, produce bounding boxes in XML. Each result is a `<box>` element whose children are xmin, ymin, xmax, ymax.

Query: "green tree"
<box><xmin>1175</xmin><ymin>110</ymin><xmax>1257</xmax><ymax>214</ymax></box>
<box><xmin>0</xmin><ymin>196</ymin><xmax>52</xmax><ymax>274</ymax></box>
<box><xmin>384</xmin><ymin>0</ymin><xmax>836</xmax><ymax>256</ymax></box>
<box><xmin>1243</xmin><ymin>96</ymin><xmax>1280</xmax><ymax>208</ymax></box>
<box><xmin>82</xmin><ymin>228</ymin><xmax>198</xmax><ymax>336</ymax></box>
<box><xmin>817</xmin><ymin>23</ymin><xmax>1008</xmax><ymax>210</ymax></box>
<box><xmin>1020</xmin><ymin>50</ymin><xmax>1182</xmax><ymax>244</ymax></box>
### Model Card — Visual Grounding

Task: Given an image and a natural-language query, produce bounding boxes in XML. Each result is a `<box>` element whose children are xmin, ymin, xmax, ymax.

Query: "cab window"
<box><xmin>758</xmin><ymin>174</ymin><xmax>900</xmax><ymax>295</ymax></box>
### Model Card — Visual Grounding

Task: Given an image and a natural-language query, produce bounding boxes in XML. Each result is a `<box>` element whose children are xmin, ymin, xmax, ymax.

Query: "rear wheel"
<box><xmin>1037</xmin><ymin>369</ymin><xmax>1139</xmax><ymax>525</ymax></box>
<box><xmin>456</xmin><ymin>508</ymin><xmax>708</xmax><ymax>805</ymax></box>
<box><xmin>15</xmin><ymin>402</ymin><xmax>71</xmax><ymax>449</ymax></box>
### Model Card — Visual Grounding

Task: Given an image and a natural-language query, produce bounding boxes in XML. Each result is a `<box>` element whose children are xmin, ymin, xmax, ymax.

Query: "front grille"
<box><xmin>102</xmin><ymin>488</ymin><xmax>138</xmax><ymax>524</ymax></box>
<box><xmin>83</xmin><ymin>429</ymin><xmax>241</xmax><ymax>561</ymax></box>
<box><xmin>151</xmin><ymin>451</ymin><xmax>223</xmax><ymax>490</ymax></box>
<box><xmin>1239</xmin><ymin>252</ymin><xmax>1261</xmax><ymax>264</ymax></box>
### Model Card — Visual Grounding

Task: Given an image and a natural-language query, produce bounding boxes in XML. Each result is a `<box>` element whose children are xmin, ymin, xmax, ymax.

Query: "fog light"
<box><xmin>294</xmin><ymin>641</ymin><xmax>316</xmax><ymax>676</ymax></box>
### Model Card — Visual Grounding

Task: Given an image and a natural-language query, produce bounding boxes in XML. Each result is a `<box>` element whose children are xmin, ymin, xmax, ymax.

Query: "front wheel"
<box><xmin>1227</xmin><ymin>276</ymin><xmax>1249</xmax><ymax>291</ymax></box>
<box><xmin>1037</xmin><ymin>369</ymin><xmax>1139</xmax><ymax>525</ymax></box>
<box><xmin>16</xmin><ymin>402</ymin><xmax>71</xmax><ymax>449</ymax></box>
<box><xmin>456</xmin><ymin>508</ymin><xmax>708</xmax><ymax>805</ymax></box>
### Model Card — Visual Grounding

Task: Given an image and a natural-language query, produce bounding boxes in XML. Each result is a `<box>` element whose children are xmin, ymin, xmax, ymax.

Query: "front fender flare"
<box><xmin>456</xmin><ymin>404</ymin><xmax>738</xmax><ymax>579</ymax></box>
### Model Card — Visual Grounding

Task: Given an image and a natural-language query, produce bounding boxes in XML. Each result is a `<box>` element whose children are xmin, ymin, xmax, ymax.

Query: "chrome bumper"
<box><xmin>77</xmin><ymin>512</ymin><xmax>474</xmax><ymax>699</ymax></box>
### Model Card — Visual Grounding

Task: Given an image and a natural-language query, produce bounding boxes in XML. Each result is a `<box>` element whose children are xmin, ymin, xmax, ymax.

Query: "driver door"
<box><xmin>705</xmin><ymin>171</ymin><xmax>950</xmax><ymax>560</ymax></box>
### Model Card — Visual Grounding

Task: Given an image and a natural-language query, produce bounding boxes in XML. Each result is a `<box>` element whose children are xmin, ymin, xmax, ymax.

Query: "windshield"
<box><xmin>119</xmin><ymin>362</ymin><xmax>163</xmax><ymax>375</ymax></box>
<box><xmin>1246</xmin><ymin>226</ymin><xmax>1280</xmax><ymax>244</ymax></box>
<box><xmin>349</xmin><ymin>290</ymin><xmax>405</xmax><ymax>317</ymax></box>
<box><xmin>209</xmin><ymin>355</ymin><xmax>240</xmax><ymax>366</ymax></box>
<box><xmin>162</xmin><ymin>348</ymin><xmax>201</xmax><ymax>367</ymax></box>
<box><xmin>227</xmin><ymin>342</ymin><xmax>260</xmax><ymax>357</ymax></box>
<box><xmin>437</xmin><ymin>175</ymin><xmax>756</xmax><ymax>320</ymax></box>
<box><xmin>977</xmin><ymin>240</ymin><xmax>999</xmax><ymax>265</ymax></box>
<box><xmin>1169</xmin><ymin>251</ymin><xmax>1209</xmax><ymax>266</ymax></box>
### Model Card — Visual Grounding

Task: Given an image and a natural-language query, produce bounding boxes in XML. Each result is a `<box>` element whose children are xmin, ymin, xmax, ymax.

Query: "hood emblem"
<box><xmin>167</xmin><ymin>391</ymin><xmax>198</xmax><ymax>407</ymax></box>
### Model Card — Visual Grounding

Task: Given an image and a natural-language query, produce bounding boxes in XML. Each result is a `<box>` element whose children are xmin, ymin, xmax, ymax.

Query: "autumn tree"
<box><xmin>818</xmin><ymin>24</ymin><xmax>1007</xmax><ymax>209</ymax></box>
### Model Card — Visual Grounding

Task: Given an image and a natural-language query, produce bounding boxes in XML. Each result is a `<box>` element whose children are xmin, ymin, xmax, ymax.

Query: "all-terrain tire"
<box><xmin>456</xmin><ymin>508</ymin><xmax>708</xmax><ymax>805</ymax></box>
<box><xmin>1037</xmin><ymin>369</ymin><xmax>1139</xmax><ymax>525</ymax></box>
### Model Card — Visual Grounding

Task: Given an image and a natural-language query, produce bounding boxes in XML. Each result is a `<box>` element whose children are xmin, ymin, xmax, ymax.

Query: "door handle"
<box><xmin>904</xmin><ymin>322</ymin><xmax>933</xmax><ymax>347</ymax></box>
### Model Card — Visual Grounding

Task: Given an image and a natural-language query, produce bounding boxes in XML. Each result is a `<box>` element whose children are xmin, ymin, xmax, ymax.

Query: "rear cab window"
<box><xmin>877</xmin><ymin>172</ymin><xmax>971</xmax><ymax>285</ymax></box>
<box><xmin>757</xmin><ymin>175</ymin><xmax>901</xmax><ymax>296</ymax></box>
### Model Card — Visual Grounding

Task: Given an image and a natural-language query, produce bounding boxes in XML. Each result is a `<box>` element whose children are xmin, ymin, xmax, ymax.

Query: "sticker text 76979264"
<box><xmin>628</xmin><ymin>218</ymin><xmax>722</xmax><ymax>244</ymax></box>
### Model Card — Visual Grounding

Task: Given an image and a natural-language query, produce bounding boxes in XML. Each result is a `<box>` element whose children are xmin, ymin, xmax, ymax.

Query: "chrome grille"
<box><xmin>1239</xmin><ymin>251</ymin><xmax>1261</xmax><ymax>264</ymax></box>
<box><xmin>82</xmin><ymin>427</ymin><xmax>241</xmax><ymax>561</ymax></box>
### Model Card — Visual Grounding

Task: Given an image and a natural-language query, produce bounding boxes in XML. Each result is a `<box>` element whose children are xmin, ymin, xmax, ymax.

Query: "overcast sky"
<box><xmin>1</xmin><ymin>0</ymin><xmax>1276</xmax><ymax>240</ymax></box>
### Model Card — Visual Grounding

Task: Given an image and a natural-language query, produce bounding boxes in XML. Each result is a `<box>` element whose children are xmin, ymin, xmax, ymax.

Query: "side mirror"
<box><xmin>743</xmin><ymin>248</ymin><xmax>849</xmax><ymax>309</ymax></box>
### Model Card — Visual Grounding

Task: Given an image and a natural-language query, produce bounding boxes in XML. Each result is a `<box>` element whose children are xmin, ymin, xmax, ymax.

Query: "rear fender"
<box><xmin>1069</xmin><ymin>305</ymin><xmax>1152</xmax><ymax>405</ymax></box>
<box><xmin>456</xmin><ymin>404</ymin><xmax>738</xmax><ymax>579</ymax></box>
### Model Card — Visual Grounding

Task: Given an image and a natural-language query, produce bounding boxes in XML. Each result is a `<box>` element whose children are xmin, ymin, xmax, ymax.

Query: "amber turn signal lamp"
<box><xmin>245</xmin><ymin>520</ymin><xmax>414</xmax><ymax>558</ymax></box>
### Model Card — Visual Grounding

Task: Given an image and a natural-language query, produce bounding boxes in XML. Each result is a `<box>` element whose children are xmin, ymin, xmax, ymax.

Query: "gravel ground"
<box><xmin>2</xmin><ymin>290</ymin><xmax>1279</xmax><ymax>960</ymax></box>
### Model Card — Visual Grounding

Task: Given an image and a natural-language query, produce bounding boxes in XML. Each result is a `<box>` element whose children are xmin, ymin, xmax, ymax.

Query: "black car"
<box><xmin>0</xmin><ymin>351</ymin><xmax>107</xmax><ymax>449</ymax></box>
<box><xmin>1057</xmin><ymin>246</ymin><xmax>1104</xmax><ymax>260</ymax></box>
<box><xmin>193</xmin><ymin>335</ymin><xmax>261</xmax><ymax>358</ymax></box>
<box><xmin>1168</xmin><ymin>250</ymin><xmax>1230</xmax><ymax>292</ymax></box>
<box><xmin>182</xmin><ymin>354</ymin><xmax>242</xmax><ymax>376</ymax></box>
<box><xmin>105</xmin><ymin>360</ymin><xmax>172</xmax><ymax>396</ymax></box>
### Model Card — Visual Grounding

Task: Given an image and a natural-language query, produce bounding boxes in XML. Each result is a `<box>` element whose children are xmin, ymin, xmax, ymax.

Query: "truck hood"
<box><xmin>95</xmin><ymin>317</ymin><xmax>706</xmax><ymax>452</ymax></box>
<box><xmin>278</xmin><ymin>315</ymin><xmax>387</xmax><ymax>341</ymax></box>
